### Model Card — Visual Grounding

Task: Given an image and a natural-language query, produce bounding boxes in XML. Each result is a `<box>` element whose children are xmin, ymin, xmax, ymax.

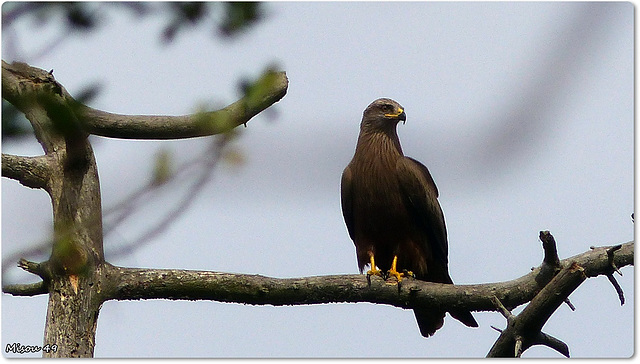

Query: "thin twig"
<box><xmin>606</xmin><ymin>273</ymin><xmax>625</xmax><ymax>305</ymax></box>
<box><xmin>491</xmin><ymin>295</ymin><xmax>513</xmax><ymax>319</ymax></box>
<box><xmin>533</xmin><ymin>331</ymin><xmax>570</xmax><ymax>358</ymax></box>
<box><xmin>563</xmin><ymin>297</ymin><xmax>576</xmax><ymax>311</ymax></box>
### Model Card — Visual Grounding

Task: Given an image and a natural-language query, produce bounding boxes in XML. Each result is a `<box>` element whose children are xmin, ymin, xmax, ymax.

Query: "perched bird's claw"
<box><xmin>387</xmin><ymin>256</ymin><xmax>412</xmax><ymax>283</ymax></box>
<box><xmin>366</xmin><ymin>267</ymin><xmax>383</xmax><ymax>278</ymax></box>
<box><xmin>366</xmin><ymin>254</ymin><xmax>384</xmax><ymax>281</ymax></box>
<box><xmin>387</xmin><ymin>268</ymin><xmax>404</xmax><ymax>282</ymax></box>
<box><xmin>403</xmin><ymin>269</ymin><xmax>415</xmax><ymax>279</ymax></box>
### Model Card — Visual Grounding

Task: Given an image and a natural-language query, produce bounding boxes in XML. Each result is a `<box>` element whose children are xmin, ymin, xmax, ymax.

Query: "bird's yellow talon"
<box><xmin>388</xmin><ymin>256</ymin><xmax>410</xmax><ymax>282</ymax></box>
<box><xmin>367</xmin><ymin>254</ymin><xmax>383</xmax><ymax>277</ymax></box>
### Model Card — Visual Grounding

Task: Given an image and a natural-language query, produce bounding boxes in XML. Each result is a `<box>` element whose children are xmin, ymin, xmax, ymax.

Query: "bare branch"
<box><xmin>2</xmin><ymin>281</ymin><xmax>47</xmax><ymax>296</ymax></box>
<box><xmin>4</xmin><ymin>236</ymin><xmax>632</xmax><ymax>317</ymax></box>
<box><xmin>491</xmin><ymin>295</ymin><xmax>513</xmax><ymax>320</ymax></box>
<box><xmin>536</xmin><ymin>230</ymin><xmax>562</xmax><ymax>287</ymax></box>
<box><xmin>8</xmin><ymin>241</ymin><xmax>629</xmax><ymax>311</ymax></box>
<box><xmin>487</xmin><ymin>262</ymin><xmax>586</xmax><ymax>358</ymax></box>
<box><xmin>606</xmin><ymin>273</ymin><xmax>625</xmax><ymax>305</ymax></box>
<box><xmin>95</xmin><ymin>241</ymin><xmax>632</xmax><ymax>311</ymax></box>
<box><xmin>539</xmin><ymin>230</ymin><xmax>561</xmax><ymax>266</ymax></box>
<box><xmin>563</xmin><ymin>297</ymin><xmax>576</xmax><ymax>311</ymax></box>
<box><xmin>2</xmin><ymin>61</ymin><xmax>288</xmax><ymax>141</ymax></box>
<box><xmin>79</xmin><ymin>69</ymin><xmax>288</xmax><ymax>139</ymax></box>
<box><xmin>519</xmin><ymin>262</ymin><xmax>586</xmax><ymax>333</ymax></box>
<box><xmin>2</xmin><ymin>259</ymin><xmax>50</xmax><ymax>296</ymax></box>
<box><xmin>17</xmin><ymin>258</ymin><xmax>47</xmax><ymax>278</ymax></box>
<box><xmin>2</xmin><ymin>153</ymin><xmax>52</xmax><ymax>190</ymax></box>
<box><xmin>532</xmin><ymin>332</ymin><xmax>570</xmax><ymax>358</ymax></box>
<box><xmin>579</xmin><ymin>242</ymin><xmax>633</xmax><ymax>278</ymax></box>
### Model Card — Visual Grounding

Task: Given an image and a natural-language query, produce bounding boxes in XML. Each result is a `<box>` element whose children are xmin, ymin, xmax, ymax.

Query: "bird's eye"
<box><xmin>381</xmin><ymin>104</ymin><xmax>393</xmax><ymax>112</ymax></box>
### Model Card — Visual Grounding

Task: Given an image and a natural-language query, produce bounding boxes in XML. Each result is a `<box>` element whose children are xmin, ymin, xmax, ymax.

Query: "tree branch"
<box><xmin>605</xmin><ymin>245</ymin><xmax>625</xmax><ymax>305</ymax></box>
<box><xmin>535</xmin><ymin>230</ymin><xmax>563</xmax><ymax>294</ymax></box>
<box><xmin>487</xmin><ymin>262</ymin><xmax>585</xmax><ymax>357</ymax></box>
<box><xmin>2</xmin><ymin>60</ymin><xmax>288</xmax><ymax>140</ymax></box>
<box><xmin>78</xmin><ymin>69</ymin><xmax>288</xmax><ymax>139</ymax></box>
<box><xmin>2</xmin><ymin>153</ymin><xmax>52</xmax><ymax>190</ymax></box>
<box><xmin>5</xmin><ymin>239</ymin><xmax>632</xmax><ymax>318</ymax></box>
<box><xmin>89</xmin><ymin>241</ymin><xmax>632</xmax><ymax>311</ymax></box>
<box><xmin>3</xmin><ymin>281</ymin><xmax>48</xmax><ymax>296</ymax></box>
<box><xmin>2</xmin><ymin>258</ymin><xmax>51</xmax><ymax>296</ymax></box>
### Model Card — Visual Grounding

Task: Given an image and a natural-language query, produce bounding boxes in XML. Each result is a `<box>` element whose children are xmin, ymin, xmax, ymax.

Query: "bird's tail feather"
<box><xmin>413</xmin><ymin>309</ymin><xmax>445</xmax><ymax>338</ymax></box>
<box><xmin>450</xmin><ymin>309</ymin><xmax>479</xmax><ymax>328</ymax></box>
<box><xmin>414</xmin><ymin>308</ymin><xmax>478</xmax><ymax>338</ymax></box>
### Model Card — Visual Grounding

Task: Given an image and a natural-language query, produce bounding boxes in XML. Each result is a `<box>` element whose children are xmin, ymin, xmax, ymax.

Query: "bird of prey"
<box><xmin>340</xmin><ymin>98</ymin><xmax>478</xmax><ymax>337</ymax></box>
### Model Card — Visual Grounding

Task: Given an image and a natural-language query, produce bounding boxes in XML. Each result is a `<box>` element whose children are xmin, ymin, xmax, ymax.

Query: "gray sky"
<box><xmin>2</xmin><ymin>2</ymin><xmax>634</xmax><ymax>358</ymax></box>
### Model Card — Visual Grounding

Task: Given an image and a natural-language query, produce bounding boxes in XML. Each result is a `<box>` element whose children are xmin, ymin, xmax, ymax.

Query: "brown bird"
<box><xmin>341</xmin><ymin>98</ymin><xmax>478</xmax><ymax>337</ymax></box>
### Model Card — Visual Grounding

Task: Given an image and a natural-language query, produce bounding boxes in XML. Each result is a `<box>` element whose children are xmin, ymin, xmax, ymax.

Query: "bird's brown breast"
<box><xmin>348</xmin><ymin>132</ymin><xmax>426</xmax><ymax>273</ymax></box>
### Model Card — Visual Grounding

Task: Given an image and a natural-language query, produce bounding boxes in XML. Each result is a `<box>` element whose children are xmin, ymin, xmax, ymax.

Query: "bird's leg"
<box><xmin>366</xmin><ymin>254</ymin><xmax>383</xmax><ymax>278</ymax></box>
<box><xmin>388</xmin><ymin>256</ymin><xmax>413</xmax><ymax>282</ymax></box>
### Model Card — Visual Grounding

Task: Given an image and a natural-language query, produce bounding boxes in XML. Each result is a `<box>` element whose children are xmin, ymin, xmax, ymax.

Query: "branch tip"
<box><xmin>539</xmin><ymin>230</ymin><xmax>560</xmax><ymax>267</ymax></box>
<box><xmin>534</xmin><ymin>331</ymin><xmax>570</xmax><ymax>358</ymax></box>
<box><xmin>18</xmin><ymin>258</ymin><xmax>41</xmax><ymax>275</ymax></box>
<box><xmin>563</xmin><ymin>298</ymin><xmax>576</xmax><ymax>311</ymax></box>
<box><xmin>491</xmin><ymin>295</ymin><xmax>513</xmax><ymax>319</ymax></box>
<box><xmin>606</xmin><ymin>274</ymin><xmax>625</xmax><ymax>305</ymax></box>
<box><xmin>514</xmin><ymin>336</ymin><xmax>523</xmax><ymax>357</ymax></box>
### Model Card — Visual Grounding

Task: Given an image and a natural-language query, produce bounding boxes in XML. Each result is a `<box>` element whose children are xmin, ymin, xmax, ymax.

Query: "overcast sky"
<box><xmin>2</xmin><ymin>2</ymin><xmax>634</xmax><ymax>358</ymax></box>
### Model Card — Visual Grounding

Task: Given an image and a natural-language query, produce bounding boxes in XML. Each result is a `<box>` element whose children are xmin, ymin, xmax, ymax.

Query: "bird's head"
<box><xmin>361</xmin><ymin>98</ymin><xmax>406</xmax><ymax>131</ymax></box>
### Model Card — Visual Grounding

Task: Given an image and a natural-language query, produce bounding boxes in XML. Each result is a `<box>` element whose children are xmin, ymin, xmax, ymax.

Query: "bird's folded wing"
<box><xmin>340</xmin><ymin>165</ymin><xmax>355</xmax><ymax>240</ymax></box>
<box><xmin>396</xmin><ymin>157</ymin><xmax>449</xmax><ymax>264</ymax></box>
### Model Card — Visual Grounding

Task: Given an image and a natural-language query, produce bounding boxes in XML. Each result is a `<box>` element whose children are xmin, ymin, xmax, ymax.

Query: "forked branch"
<box><xmin>487</xmin><ymin>262</ymin><xmax>585</xmax><ymax>357</ymax></box>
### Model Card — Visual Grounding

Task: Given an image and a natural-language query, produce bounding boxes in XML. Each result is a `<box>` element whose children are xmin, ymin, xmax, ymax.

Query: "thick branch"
<box><xmin>2</xmin><ymin>153</ymin><xmax>52</xmax><ymax>190</ymax></box>
<box><xmin>78</xmin><ymin>70</ymin><xmax>288</xmax><ymax>139</ymax></box>
<box><xmin>91</xmin><ymin>242</ymin><xmax>632</xmax><ymax>311</ymax></box>
<box><xmin>6</xmin><ymin>242</ymin><xmax>633</xmax><ymax>315</ymax></box>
